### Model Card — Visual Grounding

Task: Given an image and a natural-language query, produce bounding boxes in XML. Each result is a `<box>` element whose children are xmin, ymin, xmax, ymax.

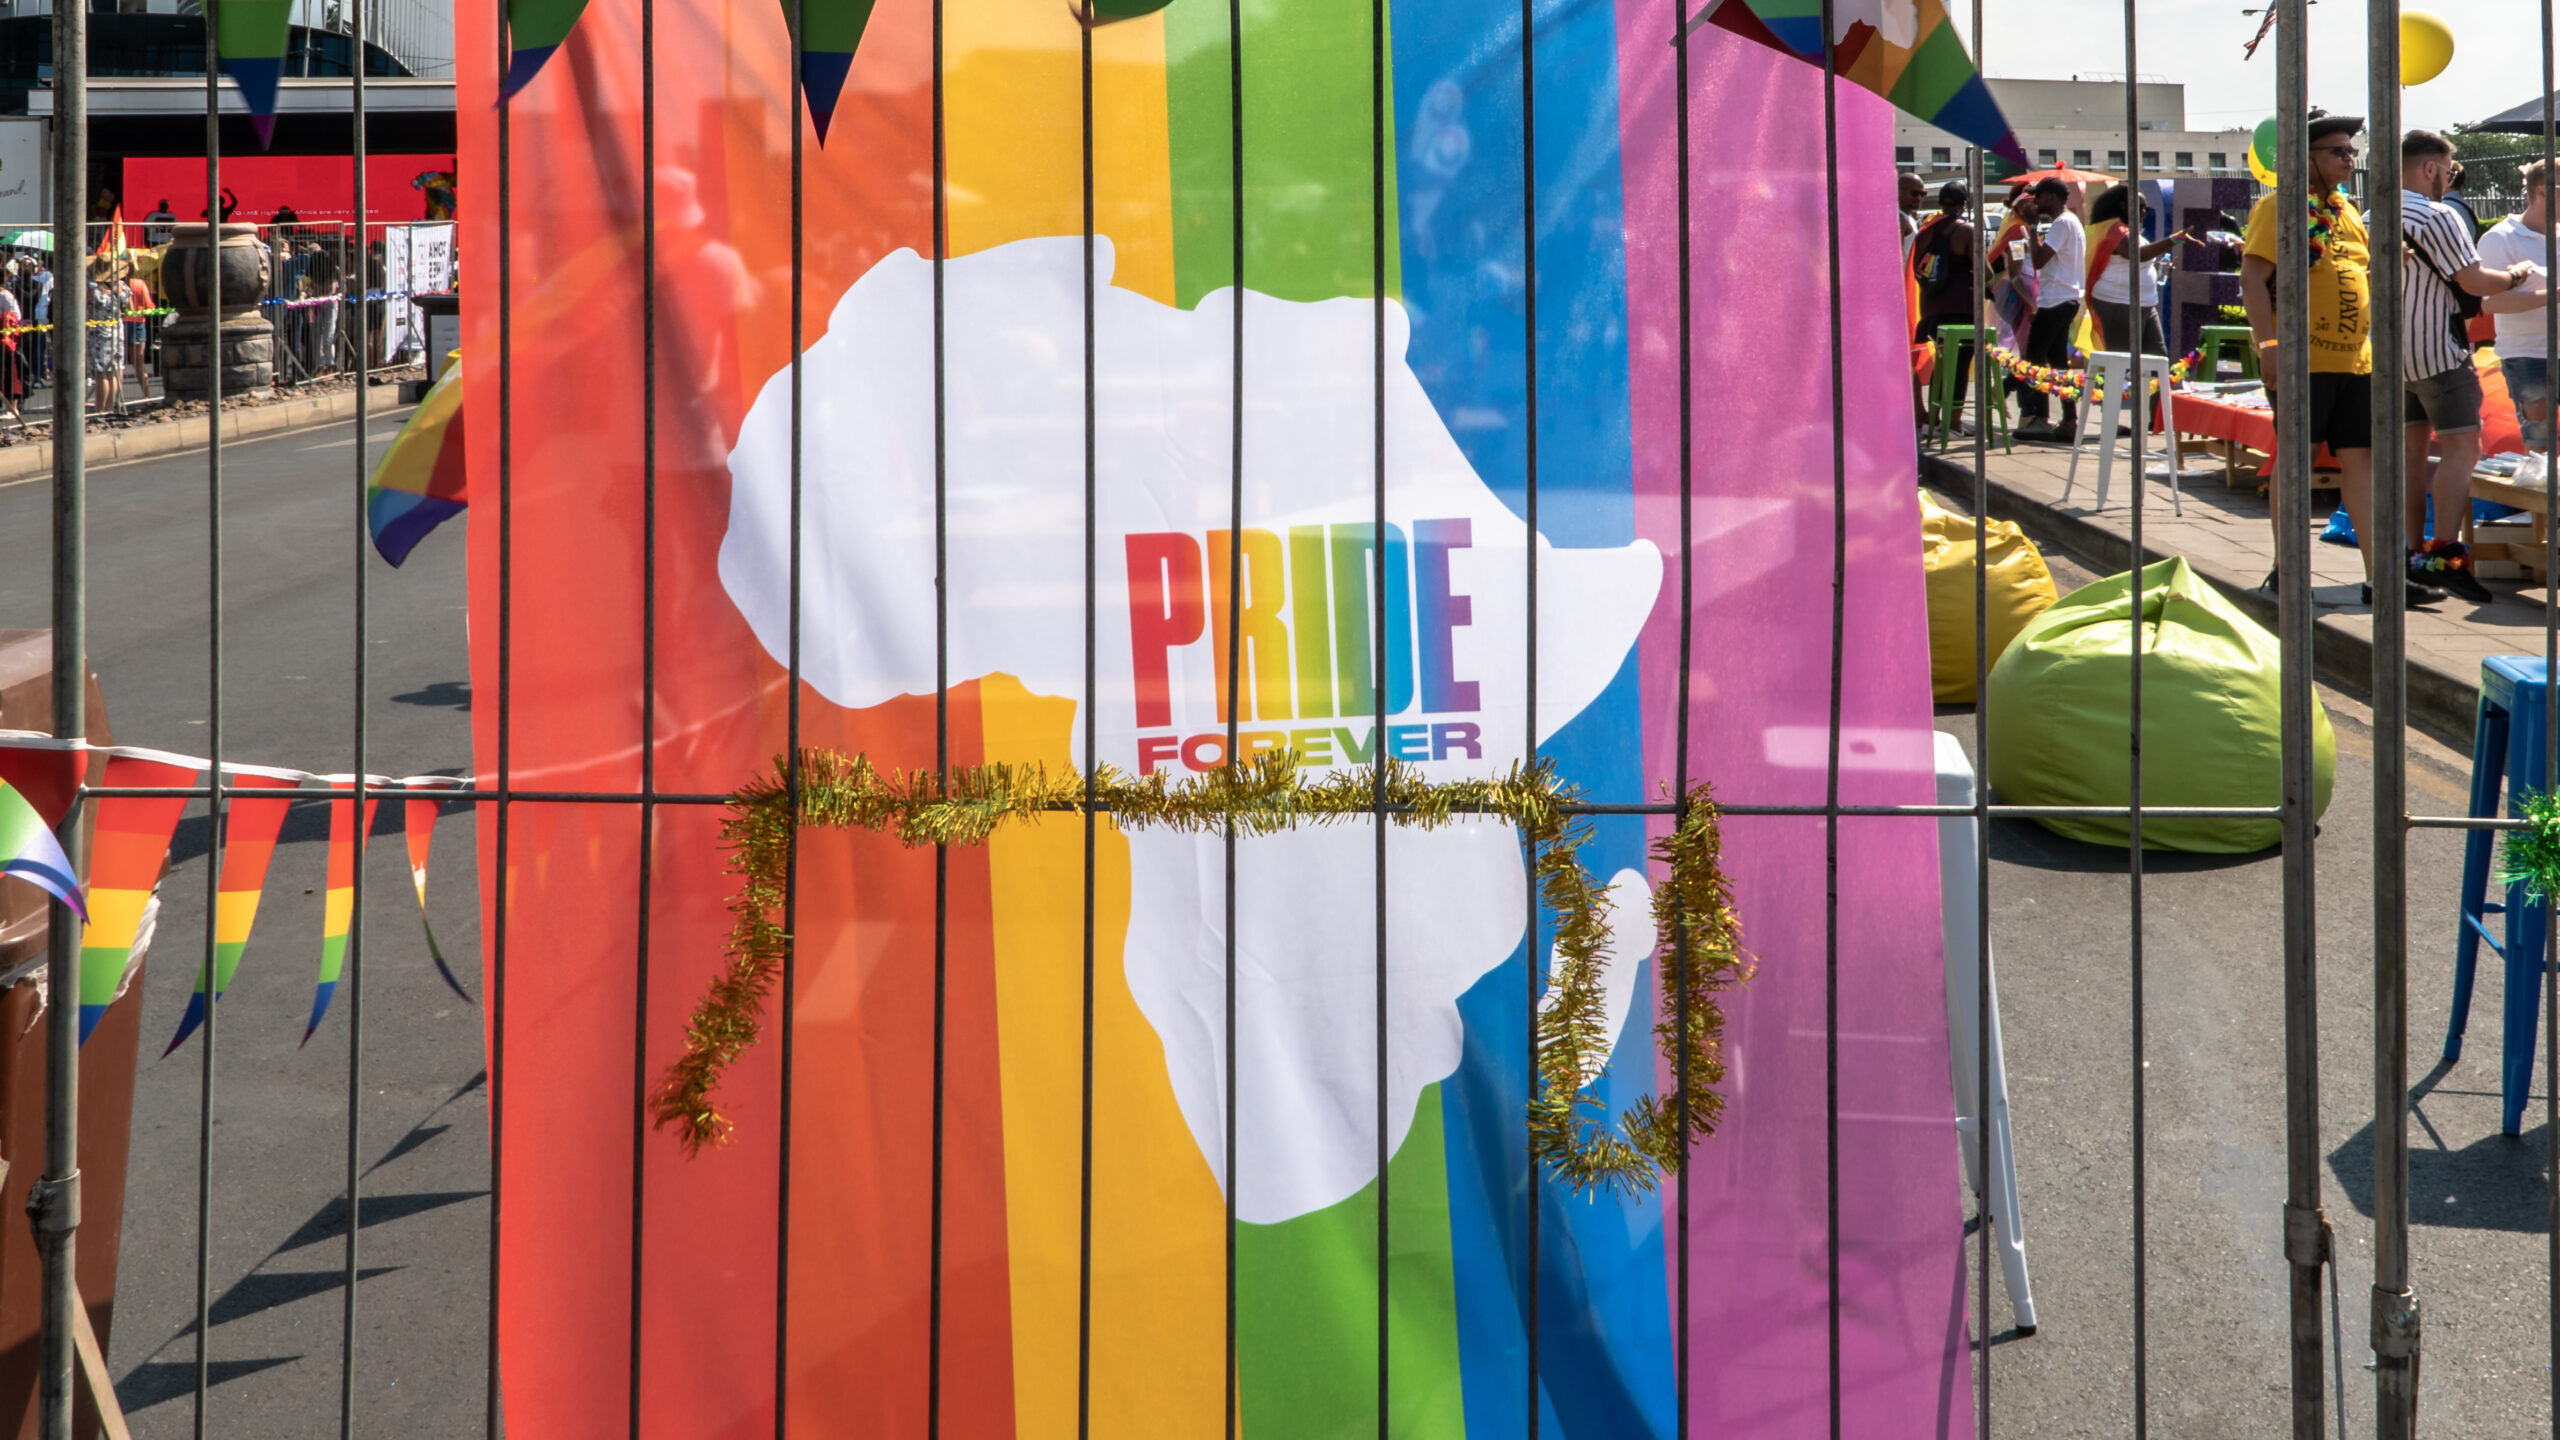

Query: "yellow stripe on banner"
<box><xmin>322</xmin><ymin>886</ymin><xmax>354</xmax><ymax>936</ymax></box>
<box><xmin>979</xmin><ymin>676</ymin><xmax>1225</xmax><ymax>1439</ymax></box>
<box><xmin>945</xmin><ymin>0</ymin><xmax>1176</xmax><ymax>305</ymax></box>
<box><xmin>214</xmin><ymin>889</ymin><xmax>264</xmax><ymax>945</ymax></box>
<box><xmin>79</xmin><ymin>888</ymin><xmax>151</xmax><ymax>951</ymax></box>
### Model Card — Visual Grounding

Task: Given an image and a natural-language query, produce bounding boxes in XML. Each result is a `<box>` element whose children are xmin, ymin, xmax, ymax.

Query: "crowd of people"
<box><xmin>1907</xmin><ymin>113</ymin><xmax>2558</xmax><ymax>611</ymax></box>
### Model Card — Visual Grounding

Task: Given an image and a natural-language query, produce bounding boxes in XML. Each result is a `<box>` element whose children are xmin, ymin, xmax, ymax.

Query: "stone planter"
<box><xmin>158</xmin><ymin>222</ymin><xmax>272</xmax><ymax>399</ymax></box>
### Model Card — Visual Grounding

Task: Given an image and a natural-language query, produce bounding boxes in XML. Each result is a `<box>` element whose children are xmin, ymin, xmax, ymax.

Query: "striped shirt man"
<box><xmin>2402</xmin><ymin>187</ymin><xmax>2480</xmax><ymax>380</ymax></box>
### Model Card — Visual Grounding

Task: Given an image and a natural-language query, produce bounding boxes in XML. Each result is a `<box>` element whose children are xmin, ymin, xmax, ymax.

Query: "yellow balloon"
<box><xmin>2249</xmin><ymin>146</ymin><xmax>2279</xmax><ymax>187</ymax></box>
<box><xmin>2402</xmin><ymin>10</ymin><xmax>2455</xmax><ymax>86</ymax></box>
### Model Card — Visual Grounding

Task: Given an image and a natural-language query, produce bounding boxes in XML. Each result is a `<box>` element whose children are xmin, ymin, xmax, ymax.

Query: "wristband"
<box><xmin>2259</xmin><ymin>339</ymin><xmax>2281</xmax><ymax>350</ymax></box>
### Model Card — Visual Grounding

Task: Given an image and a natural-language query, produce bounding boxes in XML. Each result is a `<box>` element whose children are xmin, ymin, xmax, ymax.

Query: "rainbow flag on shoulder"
<box><xmin>1699</xmin><ymin>0</ymin><xmax>2026</xmax><ymax>167</ymax></box>
<box><xmin>368</xmin><ymin>354</ymin><xmax>466</xmax><ymax>567</ymax></box>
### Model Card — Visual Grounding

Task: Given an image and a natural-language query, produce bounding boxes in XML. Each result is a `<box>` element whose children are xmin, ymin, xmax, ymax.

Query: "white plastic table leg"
<box><xmin>1935</xmin><ymin>731</ymin><xmax>2036</xmax><ymax>1333</ymax></box>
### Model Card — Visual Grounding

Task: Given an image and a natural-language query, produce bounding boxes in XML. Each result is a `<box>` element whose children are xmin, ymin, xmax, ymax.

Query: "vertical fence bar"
<box><xmin>2118</xmin><ymin>48</ymin><xmax>2150</xmax><ymax>1440</ymax></box>
<box><xmin>341</xmin><ymin>13</ymin><xmax>374</xmax><ymax>1435</ymax></box>
<box><xmin>1961</xmin><ymin>0</ymin><xmax>1996</xmax><ymax>1426</ymax></box>
<box><xmin>488</xmin><ymin>0</ymin><xmax>514</xmax><ymax>1422</ymax></box>
<box><xmin>1373</xmin><ymin>0</ymin><xmax>1395</xmax><ymax>1420</ymax></box>
<box><xmin>1515</xmin><ymin>0</ymin><xmax>1539</xmax><ymax>1424</ymax></box>
<box><xmin>191</xmin><ymin>6</ymin><xmax>226</xmax><ymax>1435</ymax></box>
<box><xmin>1815</xmin><ymin>0</ymin><xmax>1846</xmax><ymax>1430</ymax></box>
<box><xmin>1221</xmin><ymin>0</ymin><xmax>1245</xmax><ymax>1430</ymax></box>
<box><xmin>1670</xmin><ymin>2</ymin><xmax>1695</xmax><ymax>1436</ymax></box>
<box><xmin>2541</xmin><ymin>5</ymin><xmax>2560</xmax><ymax>1427</ymax></box>
<box><xmin>775</xmin><ymin>0</ymin><xmax>806</xmax><ymax>1426</ymax></box>
<box><xmin>2366</xmin><ymin>2</ymin><xmax>2419</xmax><ymax>1430</ymax></box>
<box><xmin>1072</xmin><ymin>7</ymin><xmax>1096</xmax><ymax>1436</ymax></box>
<box><xmin>37</xmin><ymin>0</ymin><xmax>84</xmax><ymax>1424</ymax></box>
<box><xmin>2271</xmin><ymin>10</ymin><xmax>2329</xmax><ymax>1436</ymax></box>
<box><xmin>630</xmin><ymin>0</ymin><xmax>658</xmax><ymax>1420</ymax></box>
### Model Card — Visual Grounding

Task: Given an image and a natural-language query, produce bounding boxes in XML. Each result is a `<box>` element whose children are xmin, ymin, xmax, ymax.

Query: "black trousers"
<box><xmin>2013</xmin><ymin>300</ymin><xmax>2080</xmax><ymax>426</ymax></box>
<box><xmin>2087</xmin><ymin>297</ymin><xmax>2165</xmax><ymax>360</ymax></box>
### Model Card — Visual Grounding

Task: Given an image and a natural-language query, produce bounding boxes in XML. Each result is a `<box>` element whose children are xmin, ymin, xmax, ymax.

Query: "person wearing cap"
<box><xmin>2397</xmin><ymin>128</ymin><xmax>2533</xmax><ymax>605</ymax></box>
<box><xmin>2243</xmin><ymin>110</ymin><xmax>2401</xmax><ymax>606</ymax></box>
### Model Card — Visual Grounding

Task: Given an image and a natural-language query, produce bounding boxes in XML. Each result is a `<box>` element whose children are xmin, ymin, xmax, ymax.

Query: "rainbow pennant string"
<box><xmin>1700</xmin><ymin>0</ymin><xmax>2026</xmax><ymax>167</ymax></box>
<box><xmin>164</xmin><ymin>772</ymin><xmax>302</xmax><ymax>1056</ymax></box>
<box><xmin>366</xmin><ymin>355</ymin><xmax>466</xmax><ymax>567</ymax></box>
<box><xmin>215</xmin><ymin>0</ymin><xmax>295</xmax><ymax>149</ymax></box>
<box><xmin>80</xmin><ymin>755</ymin><xmax>197</xmax><ymax>1044</ymax></box>
<box><xmin>793</xmin><ymin>0</ymin><xmax>879</xmax><ymax>144</ymax></box>
<box><xmin>305</xmin><ymin>794</ymin><xmax>377</xmax><ymax>1043</ymax></box>
<box><xmin>0</xmin><ymin>778</ymin><xmax>82</xmax><ymax>922</ymax></box>
<box><xmin>501</xmin><ymin>0</ymin><xmax>592</xmax><ymax>100</ymax></box>
<box><xmin>402</xmin><ymin>785</ymin><xmax>472</xmax><ymax>1001</ymax></box>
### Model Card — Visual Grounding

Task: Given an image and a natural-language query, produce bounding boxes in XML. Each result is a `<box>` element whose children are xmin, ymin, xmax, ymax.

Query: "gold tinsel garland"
<box><xmin>654</xmin><ymin>748</ymin><xmax>1753</xmax><ymax>1195</ymax></box>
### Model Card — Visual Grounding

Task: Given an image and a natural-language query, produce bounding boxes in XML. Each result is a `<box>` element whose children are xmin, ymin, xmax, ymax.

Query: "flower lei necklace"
<box><xmin>2307</xmin><ymin>189</ymin><xmax>2347</xmax><ymax>267</ymax></box>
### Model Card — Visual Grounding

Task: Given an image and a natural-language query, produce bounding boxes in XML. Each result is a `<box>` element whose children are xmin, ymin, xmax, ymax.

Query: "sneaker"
<box><xmin>2362</xmin><ymin>581</ymin><xmax>2440</xmax><ymax>608</ymax></box>
<box><xmin>2409</xmin><ymin>540</ymin><xmax>2493</xmax><ymax>604</ymax></box>
<box><xmin>2013</xmin><ymin>418</ymin><xmax>2060</xmax><ymax>441</ymax></box>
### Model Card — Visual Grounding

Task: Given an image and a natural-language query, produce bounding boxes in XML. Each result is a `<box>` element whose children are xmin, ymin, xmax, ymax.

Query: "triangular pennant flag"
<box><xmin>0</xmin><ymin>746</ymin><xmax>83</xmax><ymax>830</ymax></box>
<box><xmin>1086</xmin><ymin>0</ymin><xmax>1176</xmax><ymax>18</ymax></box>
<box><xmin>367</xmin><ymin>354</ymin><xmax>467</xmax><ymax>566</ymax></box>
<box><xmin>164</xmin><ymin>772</ymin><xmax>301</xmax><ymax>1056</ymax></box>
<box><xmin>789</xmin><ymin>0</ymin><xmax>881</xmax><ymax>144</ymax></box>
<box><xmin>214</xmin><ymin>0</ymin><xmax>295</xmax><ymax>149</ymax></box>
<box><xmin>402</xmin><ymin>784</ymin><xmax>472</xmax><ymax>1002</ymax></box>
<box><xmin>502</xmin><ymin>0</ymin><xmax>592</xmax><ymax>101</ymax></box>
<box><xmin>1698</xmin><ymin>0</ymin><xmax>2026</xmax><ymax>168</ymax></box>
<box><xmin>305</xmin><ymin>790</ymin><xmax>379</xmax><ymax>1043</ymax></box>
<box><xmin>80</xmin><ymin>756</ymin><xmax>198</xmax><ymax>1044</ymax></box>
<box><xmin>0</xmin><ymin>779</ymin><xmax>83</xmax><ymax>923</ymax></box>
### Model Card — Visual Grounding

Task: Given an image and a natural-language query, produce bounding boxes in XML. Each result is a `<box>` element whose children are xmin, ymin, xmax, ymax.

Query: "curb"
<box><xmin>1919</xmin><ymin>452</ymin><xmax>2479</xmax><ymax>747</ymax></box>
<box><xmin>0</xmin><ymin>384</ymin><xmax>400</xmax><ymax>483</ymax></box>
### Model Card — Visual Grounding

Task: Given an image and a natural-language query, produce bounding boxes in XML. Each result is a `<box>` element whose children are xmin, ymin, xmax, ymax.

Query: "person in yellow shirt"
<box><xmin>2241</xmin><ymin>110</ymin><xmax>2410</xmax><ymax>608</ymax></box>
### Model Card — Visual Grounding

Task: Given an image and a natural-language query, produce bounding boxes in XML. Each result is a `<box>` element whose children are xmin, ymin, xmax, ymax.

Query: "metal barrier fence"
<box><xmin>16</xmin><ymin>0</ymin><xmax>2560</xmax><ymax>1438</ymax></box>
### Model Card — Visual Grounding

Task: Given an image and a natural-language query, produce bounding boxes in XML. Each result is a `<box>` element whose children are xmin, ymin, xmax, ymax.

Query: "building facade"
<box><xmin>0</xmin><ymin>0</ymin><xmax>447</xmax><ymax>116</ymax></box>
<box><xmin>1896</xmin><ymin>77</ymin><xmax>2257</xmax><ymax>188</ymax></box>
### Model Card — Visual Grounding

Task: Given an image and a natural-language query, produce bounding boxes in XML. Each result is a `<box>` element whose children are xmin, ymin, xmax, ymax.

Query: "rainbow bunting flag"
<box><xmin>367</xmin><ymin>354</ymin><xmax>467</xmax><ymax>567</ymax></box>
<box><xmin>163</xmin><ymin>771</ymin><xmax>302</xmax><ymax>1056</ymax></box>
<box><xmin>0</xmin><ymin>745</ymin><xmax>83</xmax><ymax>834</ymax></box>
<box><xmin>215</xmin><ymin>0</ymin><xmax>295</xmax><ymax>149</ymax></box>
<box><xmin>402</xmin><ymin>784</ymin><xmax>472</xmax><ymax>1001</ymax></box>
<box><xmin>792</xmin><ymin>0</ymin><xmax>879</xmax><ymax>144</ymax></box>
<box><xmin>0</xmin><ymin>778</ymin><xmax>82</xmax><ymax>923</ymax></box>
<box><xmin>305</xmin><ymin>792</ymin><xmax>378</xmax><ymax>1043</ymax></box>
<box><xmin>80</xmin><ymin>756</ymin><xmax>197</xmax><ymax>1044</ymax></box>
<box><xmin>1698</xmin><ymin>0</ymin><xmax>2026</xmax><ymax>168</ymax></box>
<box><xmin>501</xmin><ymin>0</ymin><xmax>590</xmax><ymax>101</ymax></box>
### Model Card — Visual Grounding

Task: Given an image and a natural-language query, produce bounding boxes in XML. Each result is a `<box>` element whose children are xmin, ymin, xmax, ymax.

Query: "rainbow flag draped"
<box><xmin>402</xmin><ymin>785</ymin><xmax>472</xmax><ymax>1001</ymax></box>
<box><xmin>367</xmin><ymin>354</ymin><xmax>467</xmax><ymax>567</ymax></box>
<box><xmin>81</xmin><ymin>755</ymin><xmax>197</xmax><ymax>1044</ymax></box>
<box><xmin>502</xmin><ymin>0</ymin><xmax>592</xmax><ymax>100</ymax></box>
<box><xmin>305</xmin><ymin>792</ymin><xmax>377</xmax><ymax>1042</ymax></box>
<box><xmin>0</xmin><ymin>778</ymin><xmax>82</xmax><ymax>923</ymax></box>
<box><xmin>164</xmin><ymin>771</ymin><xmax>302</xmax><ymax>1056</ymax></box>
<box><xmin>1701</xmin><ymin>0</ymin><xmax>2025</xmax><ymax>167</ymax></box>
<box><xmin>215</xmin><ymin>0</ymin><xmax>295</xmax><ymax>149</ymax></box>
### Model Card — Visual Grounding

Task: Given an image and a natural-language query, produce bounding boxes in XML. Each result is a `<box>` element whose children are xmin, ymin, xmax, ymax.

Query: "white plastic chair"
<box><xmin>2062</xmin><ymin>349</ymin><xmax>2185</xmax><ymax>518</ymax></box>
<box><xmin>1935</xmin><ymin>730</ymin><xmax>2037</xmax><ymax>1334</ymax></box>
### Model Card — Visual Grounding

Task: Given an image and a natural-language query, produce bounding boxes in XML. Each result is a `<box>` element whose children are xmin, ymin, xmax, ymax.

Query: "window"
<box><xmin>2108</xmin><ymin>149</ymin><xmax>2127</xmax><ymax>169</ymax></box>
<box><xmin>2073</xmin><ymin>149</ymin><xmax>2093</xmax><ymax>167</ymax></box>
<box><xmin>1895</xmin><ymin>145</ymin><xmax>1914</xmax><ymax>164</ymax></box>
<box><xmin>2210</xmin><ymin>151</ymin><xmax>2229</xmax><ymax>171</ymax></box>
<box><xmin>2039</xmin><ymin>148</ymin><xmax>2059</xmax><ymax>167</ymax></box>
<box><xmin>2175</xmin><ymin>152</ymin><xmax>2194</xmax><ymax>171</ymax></box>
<box><xmin>2141</xmin><ymin>150</ymin><xmax>2160</xmax><ymax>170</ymax></box>
<box><xmin>1931</xmin><ymin>146</ymin><xmax>1952</xmax><ymax>166</ymax></box>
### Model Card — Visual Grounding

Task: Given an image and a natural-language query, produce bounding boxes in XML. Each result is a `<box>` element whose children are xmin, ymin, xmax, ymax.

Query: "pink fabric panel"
<box><xmin>1616</xmin><ymin>11</ymin><xmax>1974</xmax><ymax>1436</ymax></box>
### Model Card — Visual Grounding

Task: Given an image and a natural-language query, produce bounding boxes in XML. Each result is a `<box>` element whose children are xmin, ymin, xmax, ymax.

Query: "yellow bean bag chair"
<box><xmin>1986</xmin><ymin>556</ymin><xmax>2334</xmax><ymax>853</ymax></box>
<box><xmin>1920</xmin><ymin>489</ymin><xmax>2057</xmax><ymax>703</ymax></box>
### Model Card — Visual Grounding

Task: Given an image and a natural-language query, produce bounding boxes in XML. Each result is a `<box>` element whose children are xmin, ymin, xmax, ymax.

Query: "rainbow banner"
<box><xmin>163</xmin><ymin>771</ymin><xmax>302</xmax><ymax>1056</ymax></box>
<box><xmin>1700</xmin><ymin>0</ymin><xmax>2026</xmax><ymax>167</ymax></box>
<box><xmin>0</xmin><ymin>778</ymin><xmax>82</xmax><ymax>922</ymax></box>
<box><xmin>80</xmin><ymin>755</ymin><xmax>197</xmax><ymax>1044</ymax></box>
<box><xmin>501</xmin><ymin>0</ymin><xmax>593</xmax><ymax>100</ymax></box>
<box><xmin>305</xmin><ymin>792</ymin><xmax>378</xmax><ymax>1042</ymax></box>
<box><xmin>402</xmin><ymin>784</ymin><xmax>472</xmax><ymax>1001</ymax></box>
<box><xmin>215</xmin><ymin>0</ymin><xmax>295</xmax><ymax>149</ymax></box>
<box><xmin>367</xmin><ymin>354</ymin><xmax>467</xmax><ymax>567</ymax></box>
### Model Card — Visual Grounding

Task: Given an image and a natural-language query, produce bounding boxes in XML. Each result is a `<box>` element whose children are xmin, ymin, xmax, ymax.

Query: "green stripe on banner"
<box><xmin>1885</xmin><ymin>22</ymin><xmax>1976</xmax><ymax>122</ymax></box>
<box><xmin>1237</xmin><ymin>1085</ymin><xmax>1465</xmax><ymax>1439</ymax></box>
<box><xmin>508</xmin><ymin>0</ymin><xmax>588</xmax><ymax>56</ymax></box>
<box><xmin>1163</xmin><ymin>0</ymin><xmax>1402</xmax><ymax>310</ymax></box>
<box><xmin>215</xmin><ymin>0</ymin><xmax>292</xmax><ymax>61</ymax></box>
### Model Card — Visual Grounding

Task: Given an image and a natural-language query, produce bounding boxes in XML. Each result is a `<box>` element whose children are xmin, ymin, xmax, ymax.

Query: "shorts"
<box><xmin>2506</xmin><ymin>355</ymin><xmax>2553</xmax><ymax>449</ymax></box>
<box><xmin>2305</xmin><ymin>370</ymin><xmax>2374</xmax><ymax>453</ymax></box>
<box><xmin>2404</xmin><ymin>362</ymin><xmax>2484</xmax><ymax>435</ymax></box>
<box><xmin>122</xmin><ymin>320</ymin><xmax>144</xmax><ymax>347</ymax></box>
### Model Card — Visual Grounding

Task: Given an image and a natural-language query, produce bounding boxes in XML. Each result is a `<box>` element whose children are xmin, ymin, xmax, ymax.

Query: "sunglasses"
<box><xmin>2310</xmin><ymin>145</ymin><xmax>2359</xmax><ymax>158</ymax></box>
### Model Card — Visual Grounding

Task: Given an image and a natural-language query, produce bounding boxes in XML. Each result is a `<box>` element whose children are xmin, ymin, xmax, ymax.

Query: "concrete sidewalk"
<box><xmin>1920</xmin><ymin>435</ymin><xmax>2557</xmax><ymax>743</ymax></box>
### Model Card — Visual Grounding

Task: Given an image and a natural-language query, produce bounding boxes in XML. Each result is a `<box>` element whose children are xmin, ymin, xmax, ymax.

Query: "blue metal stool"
<box><xmin>2447</xmin><ymin>655</ymin><xmax>2554</xmax><ymax>1134</ymax></box>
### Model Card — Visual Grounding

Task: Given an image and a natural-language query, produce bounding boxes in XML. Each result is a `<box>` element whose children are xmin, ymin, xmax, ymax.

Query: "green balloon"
<box><xmin>2251</xmin><ymin>115</ymin><xmax>2280</xmax><ymax>166</ymax></box>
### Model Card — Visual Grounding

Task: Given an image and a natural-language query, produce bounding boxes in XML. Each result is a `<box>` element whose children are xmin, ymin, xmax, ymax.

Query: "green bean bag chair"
<box><xmin>1985</xmin><ymin>556</ymin><xmax>2333</xmax><ymax>852</ymax></box>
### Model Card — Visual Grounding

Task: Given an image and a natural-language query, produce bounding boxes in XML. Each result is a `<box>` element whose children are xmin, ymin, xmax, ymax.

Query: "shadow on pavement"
<box><xmin>2329</xmin><ymin>1060</ymin><xmax>2553</xmax><ymax>1231</ymax></box>
<box><xmin>116</xmin><ymin>1356</ymin><xmax>299</xmax><ymax>1413</ymax></box>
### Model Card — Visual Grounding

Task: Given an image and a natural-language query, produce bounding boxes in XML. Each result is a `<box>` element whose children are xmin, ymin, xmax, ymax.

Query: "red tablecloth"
<box><xmin>2169</xmin><ymin>353</ymin><xmax>2527</xmax><ymax>476</ymax></box>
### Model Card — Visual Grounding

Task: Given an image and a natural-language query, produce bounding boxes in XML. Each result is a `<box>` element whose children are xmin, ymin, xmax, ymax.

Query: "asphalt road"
<box><xmin>2</xmin><ymin>432</ymin><xmax>2554</xmax><ymax>1436</ymax></box>
<box><xmin>0</xmin><ymin>402</ymin><xmax>491</xmax><ymax>1438</ymax></box>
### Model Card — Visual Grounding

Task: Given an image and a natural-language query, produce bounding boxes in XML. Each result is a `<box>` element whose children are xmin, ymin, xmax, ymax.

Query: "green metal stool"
<box><xmin>2195</xmin><ymin>323</ymin><xmax>2259</xmax><ymax>383</ymax></box>
<box><xmin>1927</xmin><ymin>325</ymin><xmax>2008</xmax><ymax>454</ymax></box>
